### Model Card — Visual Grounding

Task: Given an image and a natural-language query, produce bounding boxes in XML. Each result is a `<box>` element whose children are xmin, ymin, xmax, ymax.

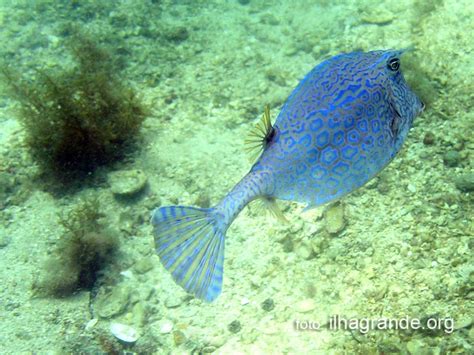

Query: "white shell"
<box><xmin>85</xmin><ymin>318</ymin><xmax>98</xmax><ymax>331</ymax></box>
<box><xmin>110</xmin><ymin>322</ymin><xmax>139</xmax><ymax>343</ymax></box>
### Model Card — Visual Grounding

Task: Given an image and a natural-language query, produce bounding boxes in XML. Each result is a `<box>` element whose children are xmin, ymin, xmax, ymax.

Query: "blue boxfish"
<box><xmin>151</xmin><ymin>50</ymin><xmax>424</xmax><ymax>301</ymax></box>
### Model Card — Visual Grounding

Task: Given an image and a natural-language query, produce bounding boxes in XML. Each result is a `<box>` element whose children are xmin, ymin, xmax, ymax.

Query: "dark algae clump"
<box><xmin>1</xmin><ymin>35</ymin><xmax>148</xmax><ymax>180</ymax></box>
<box><xmin>33</xmin><ymin>197</ymin><xmax>119</xmax><ymax>297</ymax></box>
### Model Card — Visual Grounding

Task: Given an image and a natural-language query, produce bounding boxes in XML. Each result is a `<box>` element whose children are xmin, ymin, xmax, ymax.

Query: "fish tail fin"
<box><xmin>151</xmin><ymin>205</ymin><xmax>225</xmax><ymax>302</ymax></box>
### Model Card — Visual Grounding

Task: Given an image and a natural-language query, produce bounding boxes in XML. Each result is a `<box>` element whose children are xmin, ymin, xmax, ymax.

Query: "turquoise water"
<box><xmin>0</xmin><ymin>0</ymin><xmax>472</xmax><ymax>353</ymax></box>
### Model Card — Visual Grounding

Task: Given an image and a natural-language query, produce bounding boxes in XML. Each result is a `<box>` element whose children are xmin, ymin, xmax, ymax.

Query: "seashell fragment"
<box><xmin>110</xmin><ymin>322</ymin><xmax>139</xmax><ymax>343</ymax></box>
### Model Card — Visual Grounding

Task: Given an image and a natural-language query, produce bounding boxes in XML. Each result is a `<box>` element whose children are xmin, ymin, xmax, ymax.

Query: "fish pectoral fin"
<box><xmin>260</xmin><ymin>197</ymin><xmax>288</xmax><ymax>223</ymax></box>
<box><xmin>244</xmin><ymin>104</ymin><xmax>275</xmax><ymax>162</ymax></box>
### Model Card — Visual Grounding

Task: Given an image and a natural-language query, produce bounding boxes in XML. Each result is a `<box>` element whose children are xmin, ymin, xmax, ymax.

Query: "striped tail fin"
<box><xmin>151</xmin><ymin>206</ymin><xmax>225</xmax><ymax>302</ymax></box>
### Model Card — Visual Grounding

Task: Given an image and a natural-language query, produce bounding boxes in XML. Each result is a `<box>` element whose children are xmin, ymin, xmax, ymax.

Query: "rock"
<box><xmin>108</xmin><ymin>169</ymin><xmax>148</xmax><ymax>197</ymax></box>
<box><xmin>406</xmin><ymin>339</ymin><xmax>426</xmax><ymax>355</ymax></box>
<box><xmin>156</xmin><ymin>319</ymin><xmax>173</xmax><ymax>334</ymax></box>
<box><xmin>324</xmin><ymin>202</ymin><xmax>346</xmax><ymax>235</ymax></box>
<box><xmin>165</xmin><ymin>26</ymin><xmax>189</xmax><ymax>43</ymax></box>
<box><xmin>423</xmin><ymin>132</ymin><xmax>435</xmax><ymax>145</ymax></box>
<box><xmin>295</xmin><ymin>299</ymin><xmax>316</xmax><ymax>313</ymax></box>
<box><xmin>261</xmin><ymin>298</ymin><xmax>275</xmax><ymax>312</ymax></box>
<box><xmin>85</xmin><ymin>318</ymin><xmax>98</xmax><ymax>331</ymax></box>
<box><xmin>443</xmin><ymin>150</ymin><xmax>461</xmax><ymax>167</ymax></box>
<box><xmin>0</xmin><ymin>233</ymin><xmax>10</xmax><ymax>248</ymax></box>
<box><xmin>95</xmin><ymin>286</ymin><xmax>130</xmax><ymax>318</ymax></box>
<box><xmin>134</xmin><ymin>258</ymin><xmax>154</xmax><ymax>274</ymax></box>
<box><xmin>110</xmin><ymin>322</ymin><xmax>139</xmax><ymax>343</ymax></box>
<box><xmin>173</xmin><ymin>330</ymin><xmax>187</xmax><ymax>346</ymax></box>
<box><xmin>206</xmin><ymin>335</ymin><xmax>226</xmax><ymax>348</ymax></box>
<box><xmin>454</xmin><ymin>173</ymin><xmax>474</xmax><ymax>192</ymax></box>
<box><xmin>295</xmin><ymin>241</ymin><xmax>314</xmax><ymax>260</ymax></box>
<box><xmin>132</xmin><ymin>302</ymin><xmax>146</xmax><ymax>327</ymax></box>
<box><xmin>164</xmin><ymin>295</ymin><xmax>184</xmax><ymax>308</ymax></box>
<box><xmin>361</xmin><ymin>7</ymin><xmax>395</xmax><ymax>25</ymax></box>
<box><xmin>469</xmin><ymin>327</ymin><xmax>474</xmax><ymax>342</ymax></box>
<box><xmin>228</xmin><ymin>320</ymin><xmax>241</xmax><ymax>333</ymax></box>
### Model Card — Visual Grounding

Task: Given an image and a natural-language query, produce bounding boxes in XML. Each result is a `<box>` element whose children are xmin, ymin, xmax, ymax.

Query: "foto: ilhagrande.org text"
<box><xmin>294</xmin><ymin>315</ymin><xmax>454</xmax><ymax>334</ymax></box>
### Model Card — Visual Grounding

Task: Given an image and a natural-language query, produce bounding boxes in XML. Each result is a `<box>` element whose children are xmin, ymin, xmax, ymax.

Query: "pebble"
<box><xmin>295</xmin><ymin>240</ymin><xmax>314</xmax><ymax>260</ymax></box>
<box><xmin>443</xmin><ymin>150</ymin><xmax>461</xmax><ymax>167</ymax></box>
<box><xmin>469</xmin><ymin>327</ymin><xmax>474</xmax><ymax>342</ymax></box>
<box><xmin>173</xmin><ymin>330</ymin><xmax>187</xmax><ymax>346</ymax></box>
<box><xmin>110</xmin><ymin>322</ymin><xmax>139</xmax><ymax>343</ymax></box>
<box><xmin>85</xmin><ymin>318</ymin><xmax>98</xmax><ymax>331</ymax></box>
<box><xmin>361</xmin><ymin>7</ymin><xmax>395</xmax><ymax>25</ymax></box>
<box><xmin>228</xmin><ymin>320</ymin><xmax>241</xmax><ymax>333</ymax></box>
<box><xmin>454</xmin><ymin>173</ymin><xmax>474</xmax><ymax>192</ymax></box>
<box><xmin>295</xmin><ymin>299</ymin><xmax>316</xmax><ymax>313</ymax></box>
<box><xmin>261</xmin><ymin>298</ymin><xmax>275</xmax><ymax>312</ymax></box>
<box><xmin>95</xmin><ymin>286</ymin><xmax>131</xmax><ymax>318</ymax></box>
<box><xmin>165</xmin><ymin>26</ymin><xmax>189</xmax><ymax>43</ymax></box>
<box><xmin>157</xmin><ymin>320</ymin><xmax>174</xmax><ymax>334</ymax></box>
<box><xmin>165</xmin><ymin>295</ymin><xmax>184</xmax><ymax>308</ymax></box>
<box><xmin>0</xmin><ymin>233</ymin><xmax>10</xmax><ymax>248</ymax></box>
<box><xmin>423</xmin><ymin>132</ymin><xmax>435</xmax><ymax>145</ymax></box>
<box><xmin>134</xmin><ymin>258</ymin><xmax>154</xmax><ymax>274</ymax></box>
<box><xmin>406</xmin><ymin>339</ymin><xmax>425</xmax><ymax>354</ymax></box>
<box><xmin>108</xmin><ymin>169</ymin><xmax>148</xmax><ymax>197</ymax></box>
<box><xmin>202</xmin><ymin>346</ymin><xmax>217</xmax><ymax>353</ymax></box>
<box><xmin>324</xmin><ymin>202</ymin><xmax>346</xmax><ymax>235</ymax></box>
<box><xmin>241</xmin><ymin>297</ymin><xmax>250</xmax><ymax>305</ymax></box>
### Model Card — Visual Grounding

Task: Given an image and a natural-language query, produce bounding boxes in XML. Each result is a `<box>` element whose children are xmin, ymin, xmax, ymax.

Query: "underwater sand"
<box><xmin>0</xmin><ymin>0</ymin><xmax>472</xmax><ymax>353</ymax></box>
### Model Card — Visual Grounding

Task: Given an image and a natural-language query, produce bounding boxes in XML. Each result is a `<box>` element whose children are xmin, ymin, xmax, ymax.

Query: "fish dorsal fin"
<box><xmin>244</xmin><ymin>104</ymin><xmax>275</xmax><ymax>161</ymax></box>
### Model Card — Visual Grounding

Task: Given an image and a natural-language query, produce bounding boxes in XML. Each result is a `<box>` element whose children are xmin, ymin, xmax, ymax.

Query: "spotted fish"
<box><xmin>151</xmin><ymin>50</ymin><xmax>424</xmax><ymax>301</ymax></box>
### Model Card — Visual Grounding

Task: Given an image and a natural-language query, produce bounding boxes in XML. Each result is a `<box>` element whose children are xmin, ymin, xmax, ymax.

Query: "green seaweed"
<box><xmin>1</xmin><ymin>34</ymin><xmax>148</xmax><ymax>181</ymax></box>
<box><xmin>33</xmin><ymin>197</ymin><xmax>119</xmax><ymax>297</ymax></box>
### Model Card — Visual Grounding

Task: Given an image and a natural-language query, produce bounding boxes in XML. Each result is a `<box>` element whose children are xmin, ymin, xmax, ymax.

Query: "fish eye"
<box><xmin>388</xmin><ymin>57</ymin><xmax>400</xmax><ymax>71</ymax></box>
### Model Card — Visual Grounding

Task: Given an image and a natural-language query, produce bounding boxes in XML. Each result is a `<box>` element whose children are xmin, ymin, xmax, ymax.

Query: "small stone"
<box><xmin>406</xmin><ymin>339</ymin><xmax>425</xmax><ymax>355</ymax></box>
<box><xmin>324</xmin><ymin>202</ymin><xmax>346</xmax><ymax>235</ymax></box>
<box><xmin>165</xmin><ymin>295</ymin><xmax>184</xmax><ymax>308</ymax></box>
<box><xmin>132</xmin><ymin>302</ymin><xmax>146</xmax><ymax>327</ymax></box>
<box><xmin>469</xmin><ymin>327</ymin><xmax>474</xmax><ymax>342</ymax></box>
<box><xmin>295</xmin><ymin>299</ymin><xmax>316</xmax><ymax>313</ymax></box>
<box><xmin>108</xmin><ymin>169</ymin><xmax>148</xmax><ymax>197</ymax></box>
<box><xmin>454</xmin><ymin>173</ymin><xmax>474</xmax><ymax>192</ymax></box>
<box><xmin>228</xmin><ymin>320</ymin><xmax>241</xmax><ymax>333</ymax></box>
<box><xmin>157</xmin><ymin>320</ymin><xmax>173</xmax><ymax>334</ymax></box>
<box><xmin>110</xmin><ymin>322</ymin><xmax>139</xmax><ymax>343</ymax></box>
<box><xmin>443</xmin><ymin>150</ymin><xmax>461</xmax><ymax>167</ymax></box>
<box><xmin>95</xmin><ymin>286</ymin><xmax>131</xmax><ymax>319</ymax></box>
<box><xmin>0</xmin><ymin>233</ymin><xmax>10</xmax><ymax>248</ymax></box>
<box><xmin>85</xmin><ymin>318</ymin><xmax>98</xmax><ymax>331</ymax></box>
<box><xmin>454</xmin><ymin>315</ymin><xmax>472</xmax><ymax>330</ymax></box>
<box><xmin>261</xmin><ymin>298</ymin><xmax>275</xmax><ymax>312</ymax></box>
<box><xmin>423</xmin><ymin>132</ymin><xmax>435</xmax><ymax>145</ymax></box>
<box><xmin>165</xmin><ymin>26</ymin><xmax>189</xmax><ymax>43</ymax></box>
<box><xmin>207</xmin><ymin>335</ymin><xmax>226</xmax><ymax>348</ymax></box>
<box><xmin>173</xmin><ymin>330</ymin><xmax>187</xmax><ymax>346</ymax></box>
<box><xmin>134</xmin><ymin>258</ymin><xmax>154</xmax><ymax>274</ymax></box>
<box><xmin>295</xmin><ymin>240</ymin><xmax>314</xmax><ymax>260</ymax></box>
<box><xmin>361</xmin><ymin>7</ymin><xmax>395</xmax><ymax>25</ymax></box>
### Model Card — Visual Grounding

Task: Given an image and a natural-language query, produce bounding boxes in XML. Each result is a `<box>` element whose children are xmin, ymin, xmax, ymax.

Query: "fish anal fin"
<box><xmin>260</xmin><ymin>197</ymin><xmax>288</xmax><ymax>223</ymax></box>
